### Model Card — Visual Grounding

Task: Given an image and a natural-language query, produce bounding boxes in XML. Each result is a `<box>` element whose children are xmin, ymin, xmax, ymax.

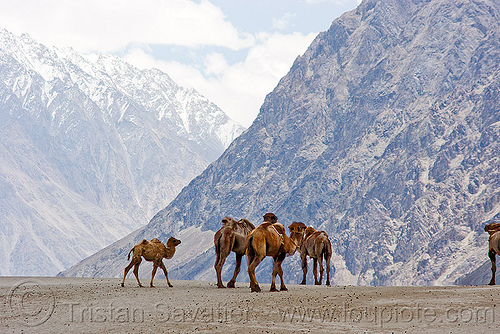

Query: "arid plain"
<box><xmin>1</xmin><ymin>277</ymin><xmax>498</xmax><ymax>333</ymax></box>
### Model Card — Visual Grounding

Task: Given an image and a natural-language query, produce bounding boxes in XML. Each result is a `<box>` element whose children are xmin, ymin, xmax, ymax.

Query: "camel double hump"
<box><xmin>214</xmin><ymin>217</ymin><xmax>256</xmax><ymax>288</ymax></box>
<box><xmin>245</xmin><ymin>213</ymin><xmax>306</xmax><ymax>292</ymax></box>
<box><xmin>121</xmin><ymin>237</ymin><xmax>181</xmax><ymax>288</ymax></box>
<box><xmin>298</xmin><ymin>226</ymin><xmax>332</xmax><ymax>286</ymax></box>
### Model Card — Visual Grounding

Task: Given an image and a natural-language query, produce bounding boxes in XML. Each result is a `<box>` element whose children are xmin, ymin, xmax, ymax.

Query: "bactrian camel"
<box><xmin>299</xmin><ymin>226</ymin><xmax>332</xmax><ymax>286</ymax></box>
<box><xmin>214</xmin><ymin>217</ymin><xmax>255</xmax><ymax>288</ymax></box>
<box><xmin>485</xmin><ymin>222</ymin><xmax>500</xmax><ymax>285</ymax></box>
<box><xmin>121</xmin><ymin>237</ymin><xmax>181</xmax><ymax>287</ymax></box>
<box><xmin>245</xmin><ymin>214</ymin><xmax>306</xmax><ymax>292</ymax></box>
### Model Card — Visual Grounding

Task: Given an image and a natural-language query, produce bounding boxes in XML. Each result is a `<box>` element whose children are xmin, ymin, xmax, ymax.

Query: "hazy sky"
<box><xmin>1</xmin><ymin>0</ymin><xmax>360</xmax><ymax>126</ymax></box>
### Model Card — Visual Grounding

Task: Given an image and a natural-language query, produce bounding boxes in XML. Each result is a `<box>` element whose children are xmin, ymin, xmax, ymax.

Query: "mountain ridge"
<box><xmin>62</xmin><ymin>0</ymin><xmax>500</xmax><ymax>286</ymax></box>
<box><xmin>0</xmin><ymin>27</ymin><xmax>244</xmax><ymax>275</ymax></box>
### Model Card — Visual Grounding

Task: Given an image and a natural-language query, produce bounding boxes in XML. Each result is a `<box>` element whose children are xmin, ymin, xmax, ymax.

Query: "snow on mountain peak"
<box><xmin>0</xmin><ymin>26</ymin><xmax>245</xmax><ymax>276</ymax></box>
<box><xmin>1</xmin><ymin>27</ymin><xmax>244</xmax><ymax>149</ymax></box>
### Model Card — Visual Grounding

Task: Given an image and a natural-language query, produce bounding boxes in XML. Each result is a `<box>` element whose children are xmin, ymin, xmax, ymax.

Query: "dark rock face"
<box><xmin>64</xmin><ymin>0</ymin><xmax>500</xmax><ymax>286</ymax></box>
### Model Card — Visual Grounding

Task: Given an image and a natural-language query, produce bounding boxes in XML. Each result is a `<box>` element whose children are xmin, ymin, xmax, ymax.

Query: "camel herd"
<box><xmin>214</xmin><ymin>213</ymin><xmax>332</xmax><ymax>292</ymax></box>
<box><xmin>240</xmin><ymin>213</ymin><xmax>332</xmax><ymax>292</ymax></box>
<box><xmin>121</xmin><ymin>216</ymin><xmax>500</xmax><ymax>289</ymax></box>
<box><xmin>122</xmin><ymin>213</ymin><xmax>331</xmax><ymax>292</ymax></box>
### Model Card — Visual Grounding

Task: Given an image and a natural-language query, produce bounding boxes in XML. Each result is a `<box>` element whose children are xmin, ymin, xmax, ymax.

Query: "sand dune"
<box><xmin>1</xmin><ymin>277</ymin><xmax>498</xmax><ymax>333</ymax></box>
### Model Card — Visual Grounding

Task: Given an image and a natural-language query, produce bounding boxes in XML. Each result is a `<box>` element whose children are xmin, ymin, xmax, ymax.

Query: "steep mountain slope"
<box><xmin>0</xmin><ymin>28</ymin><xmax>244</xmax><ymax>275</ymax></box>
<box><xmin>62</xmin><ymin>0</ymin><xmax>500</xmax><ymax>286</ymax></box>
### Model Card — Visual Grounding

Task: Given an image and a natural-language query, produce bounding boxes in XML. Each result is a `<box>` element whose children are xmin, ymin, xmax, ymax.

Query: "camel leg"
<box><xmin>121</xmin><ymin>260</ymin><xmax>135</xmax><ymax>287</ymax></box>
<box><xmin>318</xmin><ymin>254</ymin><xmax>324</xmax><ymax>286</ymax></box>
<box><xmin>270</xmin><ymin>257</ymin><xmax>280</xmax><ymax>292</ymax></box>
<box><xmin>246</xmin><ymin>249</ymin><xmax>255</xmax><ymax>290</ymax></box>
<box><xmin>325</xmin><ymin>255</ymin><xmax>331</xmax><ymax>286</ymax></box>
<box><xmin>313</xmin><ymin>258</ymin><xmax>319</xmax><ymax>285</ymax></box>
<box><xmin>270</xmin><ymin>253</ymin><xmax>287</xmax><ymax>292</ymax></box>
<box><xmin>227</xmin><ymin>253</ymin><xmax>243</xmax><ymax>288</ymax></box>
<box><xmin>247</xmin><ymin>236</ymin><xmax>265</xmax><ymax>293</ymax></box>
<box><xmin>277</xmin><ymin>252</ymin><xmax>287</xmax><ymax>291</ymax></box>
<box><xmin>248</xmin><ymin>254</ymin><xmax>264</xmax><ymax>293</ymax></box>
<box><xmin>132</xmin><ymin>259</ymin><xmax>143</xmax><ymax>287</ymax></box>
<box><xmin>159</xmin><ymin>261</ymin><xmax>173</xmax><ymax>287</ymax></box>
<box><xmin>489</xmin><ymin>250</ymin><xmax>496</xmax><ymax>285</ymax></box>
<box><xmin>215</xmin><ymin>245</ymin><xmax>231</xmax><ymax>288</ymax></box>
<box><xmin>300</xmin><ymin>253</ymin><xmax>308</xmax><ymax>285</ymax></box>
<box><xmin>214</xmin><ymin>248</ymin><xmax>222</xmax><ymax>287</ymax></box>
<box><xmin>150</xmin><ymin>263</ymin><xmax>159</xmax><ymax>287</ymax></box>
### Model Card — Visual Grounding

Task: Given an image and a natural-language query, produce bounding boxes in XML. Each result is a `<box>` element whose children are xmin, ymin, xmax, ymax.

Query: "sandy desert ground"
<box><xmin>1</xmin><ymin>276</ymin><xmax>499</xmax><ymax>333</ymax></box>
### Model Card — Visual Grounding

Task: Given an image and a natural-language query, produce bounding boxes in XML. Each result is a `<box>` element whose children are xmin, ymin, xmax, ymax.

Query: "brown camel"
<box><xmin>214</xmin><ymin>217</ymin><xmax>255</xmax><ymax>288</ymax></box>
<box><xmin>298</xmin><ymin>226</ymin><xmax>332</xmax><ymax>286</ymax></box>
<box><xmin>121</xmin><ymin>237</ymin><xmax>181</xmax><ymax>287</ymax></box>
<box><xmin>245</xmin><ymin>214</ymin><xmax>306</xmax><ymax>292</ymax></box>
<box><xmin>485</xmin><ymin>222</ymin><xmax>500</xmax><ymax>285</ymax></box>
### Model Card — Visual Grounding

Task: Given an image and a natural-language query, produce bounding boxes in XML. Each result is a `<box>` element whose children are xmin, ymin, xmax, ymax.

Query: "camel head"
<box><xmin>485</xmin><ymin>222</ymin><xmax>500</xmax><ymax>237</ymax></box>
<box><xmin>263</xmin><ymin>212</ymin><xmax>278</xmax><ymax>224</ymax></box>
<box><xmin>485</xmin><ymin>222</ymin><xmax>500</xmax><ymax>232</ymax></box>
<box><xmin>288</xmin><ymin>222</ymin><xmax>307</xmax><ymax>249</ymax></box>
<box><xmin>167</xmin><ymin>237</ymin><xmax>181</xmax><ymax>247</ymax></box>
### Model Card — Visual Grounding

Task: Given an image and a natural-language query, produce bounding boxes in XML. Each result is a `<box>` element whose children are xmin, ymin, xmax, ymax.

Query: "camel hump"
<box><xmin>320</xmin><ymin>231</ymin><xmax>329</xmax><ymax>238</ymax></box>
<box><xmin>272</xmin><ymin>223</ymin><xmax>285</xmax><ymax>235</ymax></box>
<box><xmin>150</xmin><ymin>238</ymin><xmax>162</xmax><ymax>243</ymax></box>
<box><xmin>305</xmin><ymin>227</ymin><xmax>316</xmax><ymax>238</ymax></box>
<box><xmin>260</xmin><ymin>222</ymin><xmax>273</xmax><ymax>229</ymax></box>
<box><xmin>239</xmin><ymin>218</ymin><xmax>255</xmax><ymax>229</ymax></box>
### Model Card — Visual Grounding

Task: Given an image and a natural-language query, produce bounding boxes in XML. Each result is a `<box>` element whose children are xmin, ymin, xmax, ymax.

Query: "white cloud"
<box><xmin>124</xmin><ymin>32</ymin><xmax>317</xmax><ymax>127</ymax></box>
<box><xmin>0</xmin><ymin>0</ymin><xmax>253</xmax><ymax>53</ymax></box>
<box><xmin>272</xmin><ymin>12</ymin><xmax>297</xmax><ymax>31</ymax></box>
<box><xmin>204</xmin><ymin>53</ymin><xmax>228</xmax><ymax>77</ymax></box>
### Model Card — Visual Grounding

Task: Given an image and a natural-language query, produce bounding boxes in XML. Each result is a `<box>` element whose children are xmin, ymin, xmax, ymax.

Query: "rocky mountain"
<box><xmin>62</xmin><ymin>0</ymin><xmax>500</xmax><ymax>286</ymax></box>
<box><xmin>0</xmin><ymin>28</ymin><xmax>244</xmax><ymax>276</ymax></box>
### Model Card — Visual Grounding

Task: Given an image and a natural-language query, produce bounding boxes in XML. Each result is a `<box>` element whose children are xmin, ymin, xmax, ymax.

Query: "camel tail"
<box><xmin>323</xmin><ymin>239</ymin><xmax>332</xmax><ymax>261</ymax></box>
<box><xmin>245</xmin><ymin>235</ymin><xmax>255</xmax><ymax>259</ymax></box>
<box><xmin>214</xmin><ymin>232</ymin><xmax>222</xmax><ymax>256</ymax></box>
<box><xmin>127</xmin><ymin>247</ymin><xmax>134</xmax><ymax>261</ymax></box>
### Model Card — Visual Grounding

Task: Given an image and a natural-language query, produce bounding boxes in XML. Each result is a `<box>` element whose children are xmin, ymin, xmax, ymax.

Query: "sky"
<box><xmin>1</xmin><ymin>0</ymin><xmax>360</xmax><ymax>127</ymax></box>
